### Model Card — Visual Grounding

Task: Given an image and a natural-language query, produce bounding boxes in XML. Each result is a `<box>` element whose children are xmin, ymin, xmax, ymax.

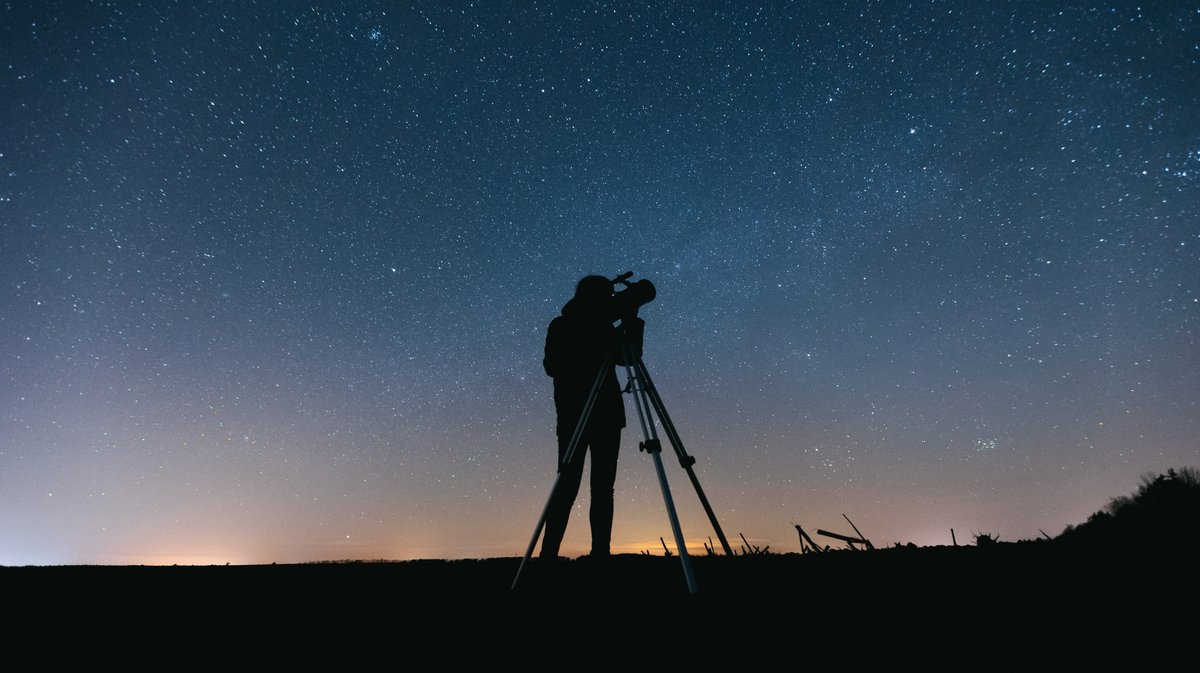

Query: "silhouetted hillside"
<box><xmin>1058</xmin><ymin>467</ymin><xmax>1200</xmax><ymax>552</ymax></box>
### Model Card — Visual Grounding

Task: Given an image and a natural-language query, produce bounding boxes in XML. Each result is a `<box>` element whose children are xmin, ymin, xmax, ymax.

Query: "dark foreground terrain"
<box><xmin>4</xmin><ymin>542</ymin><xmax>1194</xmax><ymax>661</ymax></box>
<box><xmin>9</xmin><ymin>471</ymin><xmax>1194</xmax><ymax>660</ymax></box>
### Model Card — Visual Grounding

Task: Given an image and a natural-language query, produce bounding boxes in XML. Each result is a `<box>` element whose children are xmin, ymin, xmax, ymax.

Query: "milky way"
<box><xmin>2</xmin><ymin>2</ymin><xmax>1197</xmax><ymax>564</ymax></box>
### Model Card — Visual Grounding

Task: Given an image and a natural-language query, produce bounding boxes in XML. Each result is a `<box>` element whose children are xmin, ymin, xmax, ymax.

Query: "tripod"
<box><xmin>511</xmin><ymin>319</ymin><xmax>733</xmax><ymax>593</ymax></box>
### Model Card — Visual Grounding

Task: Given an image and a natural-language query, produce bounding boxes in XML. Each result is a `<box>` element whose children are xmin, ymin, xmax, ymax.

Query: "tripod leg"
<box><xmin>512</xmin><ymin>352</ymin><xmax>614</xmax><ymax>590</ymax></box>
<box><xmin>511</xmin><ymin>472</ymin><xmax>564</xmax><ymax>589</ymax></box>
<box><xmin>632</xmin><ymin>355</ymin><xmax>735</xmax><ymax>557</ymax></box>
<box><xmin>620</xmin><ymin>339</ymin><xmax>698</xmax><ymax>594</ymax></box>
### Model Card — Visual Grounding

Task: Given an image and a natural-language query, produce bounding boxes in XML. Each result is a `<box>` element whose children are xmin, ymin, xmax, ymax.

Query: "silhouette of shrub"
<box><xmin>973</xmin><ymin>532</ymin><xmax>1000</xmax><ymax>546</ymax></box>
<box><xmin>1059</xmin><ymin>467</ymin><xmax>1200</xmax><ymax>549</ymax></box>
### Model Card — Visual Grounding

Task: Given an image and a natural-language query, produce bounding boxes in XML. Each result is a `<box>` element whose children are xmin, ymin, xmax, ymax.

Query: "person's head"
<box><xmin>574</xmin><ymin>275</ymin><xmax>613</xmax><ymax>308</ymax></box>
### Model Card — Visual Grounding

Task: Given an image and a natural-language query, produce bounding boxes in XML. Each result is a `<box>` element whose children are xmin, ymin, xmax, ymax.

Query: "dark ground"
<box><xmin>4</xmin><ymin>542</ymin><xmax>1194</xmax><ymax>661</ymax></box>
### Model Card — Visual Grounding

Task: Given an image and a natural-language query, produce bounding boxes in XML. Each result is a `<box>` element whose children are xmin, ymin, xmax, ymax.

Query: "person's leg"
<box><xmin>541</xmin><ymin>431</ymin><xmax>587</xmax><ymax>559</ymax></box>
<box><xmin>588</xmin><ymin>427</ymin><xmax>622</xmax><ymax>557</ymax></box>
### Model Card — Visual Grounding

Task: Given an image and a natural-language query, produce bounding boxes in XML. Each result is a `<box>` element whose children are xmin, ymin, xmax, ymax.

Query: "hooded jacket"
<box><xmin>543</xmin><ymin>297</ymin><xmax>630</xmax><ymax>438</ymax></box>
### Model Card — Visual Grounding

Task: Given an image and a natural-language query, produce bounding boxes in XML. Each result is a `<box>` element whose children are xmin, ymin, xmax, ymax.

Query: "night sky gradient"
<box><xmin>2</xmin><ymin>1</ymin><xmax>1197</xmax><ymax>564</ymax></box>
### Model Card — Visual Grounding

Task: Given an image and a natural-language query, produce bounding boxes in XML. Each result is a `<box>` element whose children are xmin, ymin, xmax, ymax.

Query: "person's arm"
<box><xmin>543</xmin><ymin>317</ymin><xmax>563</xmax><ymax>377</ymax></box>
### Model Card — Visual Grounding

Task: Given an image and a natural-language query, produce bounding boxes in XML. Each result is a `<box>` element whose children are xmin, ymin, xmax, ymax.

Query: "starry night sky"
<box><xmin>2</xmin><ymin>2</ymin><xmax>1197</xmax><ymax>564</ymax></box>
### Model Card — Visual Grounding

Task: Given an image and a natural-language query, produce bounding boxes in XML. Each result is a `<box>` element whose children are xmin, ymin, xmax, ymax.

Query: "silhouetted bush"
<box><xmin>973</xmin><ymin>532</ymin><xmax>1000</xmax><ymax>547</ymax></box>
<box><xmin>1058</xmin><ymin>467</ymin><xmax>1200</xmax><ymax>551</ymax></box>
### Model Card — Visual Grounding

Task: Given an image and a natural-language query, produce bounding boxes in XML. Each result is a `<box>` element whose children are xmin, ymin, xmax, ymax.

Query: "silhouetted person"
<box><xmin>540</xmin><ymin>275</ymin><xmax>642</xmax><ymax>559</ymax></box>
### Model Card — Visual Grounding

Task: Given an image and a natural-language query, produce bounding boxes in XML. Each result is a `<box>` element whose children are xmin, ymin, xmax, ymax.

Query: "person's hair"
<box><xmin>575</xmin><ymin>275</ymin><xmax>611</xmax><ymax>300</ymax></box>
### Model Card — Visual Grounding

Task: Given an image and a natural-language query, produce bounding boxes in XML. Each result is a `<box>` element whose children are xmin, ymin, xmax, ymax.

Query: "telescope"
<box><xmin>608</xmin><ymin>272</ymin><xmax>656</xmax><ymax>321</ymax></box>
